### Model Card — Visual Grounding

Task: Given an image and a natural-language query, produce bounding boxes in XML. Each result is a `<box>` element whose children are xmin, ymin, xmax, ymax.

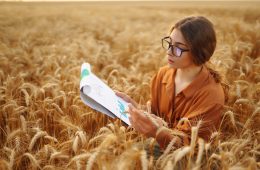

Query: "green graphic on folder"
<box><xmin>80</xmin><ymin>69</ymin><xmax>90</xmax><ymax>80</ymax></box>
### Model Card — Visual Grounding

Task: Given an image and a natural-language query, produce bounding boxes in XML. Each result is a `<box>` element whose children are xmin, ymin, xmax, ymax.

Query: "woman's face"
<box><xmin>166</xmin><ymin>29</ymin><xmax>196</xmax><ymax>69</ymax></box>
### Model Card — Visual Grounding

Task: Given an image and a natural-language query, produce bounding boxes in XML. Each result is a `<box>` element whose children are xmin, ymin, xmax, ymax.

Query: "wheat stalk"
<box><xmin>14</xmin><ymin>106</ymin><xmax>27</xmax><ymax>115</ymax></box>
<box><xmin>164</xmin><ymin>160</ymin><xmax>173</xmax><ymax>170</ymax></box>
<box><xmin>243</xmin><ymin>107</ymin><xmax>260</xmax><ymax>130</ymax></box>
<box><xmin>234</xmin><ymin>98</ymin><xmax>250</xmax><ymax>105</ymax></box>
<box><xmin>159</xmin><ymin>136</ymin><xmax>178</xmax><ymax>161</ymax></box>
<box><xmin>67</xmin><ymin>153</ymin><xmax>91</xmax><ymax>167</ymax></box>
<box><xmin>20</xmin><ymin>115</ymin><xmax>27</xmax><ymax>132</ymax></box>
<box><xmin>8</xmin><ymin>149</ymin><xmax>15</xmax><ymax>170</ymax></box>
<box><xmin>50</xmin><ymin>151</ymin><xmax>69</xmax><ymax>163</ymax></box>
<box><xmin>23</xmin><ymin>152</ymin><xmax>41</xmax><ymax>169</ymax></box>
<box><xmin>99</xmin><ymin>133</ymin><xmax>117</xmax><ymax>149</ymax></box>
<box><xmin>72</xmin><ymin>136</ymin><xmax>79</xmax><ymax>154</ymax></box>
<box><xmin>29</xmin><ymin>131</ymin><xmax>47</xmax><ymax>151</ymax></box>
<box><xmin>14</xmin><ymin>136</ymin><xmax>20</xmax><ymax>152</ymax></box>
<box><xmin>21</xmin><ymin>88</ymin><xmax>30</xmax><ymax>106</ymax></box>
<box><xmin>76</xmin><ymin>160</ymin><xmax>81</xmax><ymax>170</ymax></box>
<box><xmin>222</xmin><ymin>111</ymin><xmax>237</xmax><ymax>130</ymax></box>
<box><xmin>140</xmin><ymin>150</ymin><xmax>148</xmax><ymax>170</ymax></box>
<box><xmin>76</xmin><ymin>131</ymin><xmax>87</xmax><ymax>145</ymax></box>
<box><xmin>51</xmin><ymin>103</ymin><xmax>64</xmax><ymax>115</ymax></box>
<box><xmin>235</xmin><ymin>84</ymin><xmax>241</xmax><ymax>98</ymax></box>
<box><xmin>173</xmin><ymin>146</ymin><xmax>191</xmax><ymax>167</ymax></box>
<box><xmin>61</xmin><ymin>91</ymin><xmax>67</xmax><ymax>109</ymax></box>
<box><xmin>86</xmin><ymin>151</ymin><xmax>100</xmax><ymax>170</ymax></box>
<box><xmin>195</xmin><ymin>138</ymin><xmax>205</xmax><ymax>169</ymax></box>
<box><xmin>42</xmin><ymin>165</ymin><xmax>56</xmax><ymax>170</ymax></box>
<box><xmin>2</xmin><ymin>103</ymin><xmax>16</xmax><ymax>113</ymax></box>
<box><xmin>6</xmin><ymin>129</ymin><xmax>23</xmax><ymax>143</ymax></box>
<box><xmin>44</xmin><ymin>135</ymin><xmax>58</xmax><ymax>143</ymax></box>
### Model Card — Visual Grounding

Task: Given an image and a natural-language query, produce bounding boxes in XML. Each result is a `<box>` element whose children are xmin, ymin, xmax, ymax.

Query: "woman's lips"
<box><xmin>168</xmin><ymin>59</ymin><xmax>174</xmax><ymax>64</ymax></box>
<box><xmin>168</xmin><ymin>56</ymin><xmax>174</xmax><ymax>64</ymax></box>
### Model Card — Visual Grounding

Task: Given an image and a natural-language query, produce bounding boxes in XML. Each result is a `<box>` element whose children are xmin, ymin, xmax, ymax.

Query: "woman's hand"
<box><xmin>128</xmin><ymin>104</ymin><xmax>165</xmax><ymax>138</ymax></box>
<box><xmin>115</xmin><ymin>91</ymin><xmax>139</xmax><ymax>108</ymax></box>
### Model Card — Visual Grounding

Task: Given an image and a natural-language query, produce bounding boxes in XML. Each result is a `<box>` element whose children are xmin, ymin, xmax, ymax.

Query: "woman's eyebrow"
<box><xmin>174</xmin><ymin>41</ymin><xmax>188</xmax><ymax>47</ymax></box>
<box><xmin>168</xmin><ymin>36</ymin><xmax>188</xmax><ymax>47</ymax></box>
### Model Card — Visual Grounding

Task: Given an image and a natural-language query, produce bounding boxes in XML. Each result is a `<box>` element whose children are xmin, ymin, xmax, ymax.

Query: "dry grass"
<box><xmin>0</xmin><ymin>1</ymin><xmax>259</xmax><ymax>170</ymax></box>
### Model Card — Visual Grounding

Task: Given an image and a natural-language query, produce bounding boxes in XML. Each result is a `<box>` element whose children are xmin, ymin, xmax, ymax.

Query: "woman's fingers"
<box><xmin>128</xmin><ymin>112</ymin><xmax>138</xmax><ymax>129</ymax></box>
<box><xmin>128</xmin><ymin>104</ymin><xmax>136</xmax><ymax>120</ymax></box>
<box><xmin>129</xmin><ymin>116</ymin><xmax>133</xmax><ymax>128</ymax></box>
<box><xmin>128</xmin><ymin>104</ymin><xmax>147</xmax><ymax>122</ymax></box>
<box><xmin>115</xmin><ymin>91</ymin><xmax>140</xmax><ymax>109</ymax></box>
<box><xmin>149</xmin><ymin>114</ymin><xmax>167</xmax><ymax>127</ymax></box>
<box><xmin>128</xmin><ymin>112</ymin><xmax>141</xmax><ymax>131</ymax></box>
<box><xmin>115</xmin><ymin>91</ymin><xmax>126</xmax><ymax>98</ymax></box>
<box><xmin>128</xmin><ymin>104</ymin><xmax>138</xmax><ymax>123</ymax></box>
<box><xmin>115</xmin><ymin>91</ymin><xmax>131</xmax><ymax>102</ymax></box>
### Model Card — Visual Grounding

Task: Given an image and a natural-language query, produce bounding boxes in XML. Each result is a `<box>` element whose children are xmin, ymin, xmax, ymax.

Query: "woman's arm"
<box><xmin>127</xmin><ymin>104</ymin><xmax>183</xmax><ymax>149</ymax></box>
<box><xmin>128</xmin><ymin>103</ymin><xmax>224</xmax><ymax>149</ymax></box>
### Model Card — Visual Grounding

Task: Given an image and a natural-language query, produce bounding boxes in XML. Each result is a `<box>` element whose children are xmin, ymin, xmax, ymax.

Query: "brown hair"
<box><xmin>170</xmin><ymin>16</ymin><xmax>229</xmax><ymax>102</ymax></box>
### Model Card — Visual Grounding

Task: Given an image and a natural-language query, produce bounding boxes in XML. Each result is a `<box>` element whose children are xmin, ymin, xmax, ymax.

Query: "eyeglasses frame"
<box><xmin>161</xmin><ymin>36</ymin><xmax>190</xmax><ymax>57</ymax></box>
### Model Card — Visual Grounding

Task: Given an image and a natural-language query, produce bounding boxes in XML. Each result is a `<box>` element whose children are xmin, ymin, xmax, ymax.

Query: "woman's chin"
<box><xmin>168</xmin><ymin>63</ymin><xmax>176</xmax><ymax>68</ymax></box>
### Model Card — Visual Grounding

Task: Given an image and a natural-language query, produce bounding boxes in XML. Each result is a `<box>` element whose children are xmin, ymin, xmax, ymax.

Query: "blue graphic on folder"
<box><xmin>117</xmin><ymin>100</ymin><xmax>127</xmax><ymax>118</ymax></box>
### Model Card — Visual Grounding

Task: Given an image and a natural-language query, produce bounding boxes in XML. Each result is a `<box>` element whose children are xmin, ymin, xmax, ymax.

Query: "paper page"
<box><xmin>80</xmin><ymin>92</ymin><xmax>116</xmax><ymax>118</ymax></box>
<box><xmin>80</xmin><ymin>63</ymin><xmax>130</xmax><ymax>125</ymax></box>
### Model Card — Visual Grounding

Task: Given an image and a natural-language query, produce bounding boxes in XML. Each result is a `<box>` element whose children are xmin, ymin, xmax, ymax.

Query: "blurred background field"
<box><xmin>0</xmin><ymin>1</ymin><xmax>259</xmax><ymax>169</ymax></box>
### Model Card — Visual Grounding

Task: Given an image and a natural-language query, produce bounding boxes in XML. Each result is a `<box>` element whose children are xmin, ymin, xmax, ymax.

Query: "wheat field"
<box><xmin>0</xmin><ymin>1</ymin><xmax>259</xmax><ymax>170</ymax></box>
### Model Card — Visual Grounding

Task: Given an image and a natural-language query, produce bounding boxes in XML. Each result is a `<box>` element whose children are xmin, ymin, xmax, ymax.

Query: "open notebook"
<box><xmin>80</xmin><ymin>63</ymin><xmax>130</xmax><ymax>125</ymax></box>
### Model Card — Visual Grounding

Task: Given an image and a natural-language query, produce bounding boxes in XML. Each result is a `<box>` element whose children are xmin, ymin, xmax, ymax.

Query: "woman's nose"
<box><xmin>167</xmin><ymin>49</ymin><xmax>175</xmax><ymax>57</ymax></box>
<box><xmin>167</xmin><ymin>48</ymin><xmax>172</xmax><ymax>55</ymax></box>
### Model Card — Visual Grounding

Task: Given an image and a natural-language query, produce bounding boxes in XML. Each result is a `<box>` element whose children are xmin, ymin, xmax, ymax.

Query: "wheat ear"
<box><xmin>29</xmin><ymin>131</ymin><xmax>47</xmax><ymax>151</ymax></box>
<box><xmin>8</xmin><ymin>149</ymin><xmax>15</xmax><ymax>170</ymax></box>
<box><xmin>20</xmin><ymin>115</ymin><xmax>27</xmax><ymax>132</ymax></box>
<box><xmin>23</xmin><ymin>153</ymin><xmax>41</xmax><ymax>169</ymax></box>
<box><xmin>72</xmin><ymin>136</ymin><xmax>79</xmax><ymax>154</ymax></box>
<box><xmin>173</xmin><ymin>146</ymin><xmax>191</xmax><ymax>166</ymax></box>
<box><xmin>86</xmin><ymin>151</ymin><xmax>100</xmax><ymax>170</ymax></box>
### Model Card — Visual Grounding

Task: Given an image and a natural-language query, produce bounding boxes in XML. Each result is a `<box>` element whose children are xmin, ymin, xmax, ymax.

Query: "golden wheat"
<box><xmin>0</xmin><ymin>2</ymin><xmax>259</xmax><ymax>169</ymax></box>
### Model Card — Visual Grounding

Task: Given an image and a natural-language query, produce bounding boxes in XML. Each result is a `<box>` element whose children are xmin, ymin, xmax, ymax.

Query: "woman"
<box><xmin>116</xmin><ymin>16</ymin><xmax>227</xmax><ymax>150</ymax></box>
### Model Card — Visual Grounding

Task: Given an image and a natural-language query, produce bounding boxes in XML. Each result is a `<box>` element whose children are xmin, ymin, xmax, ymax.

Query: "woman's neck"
<box><xmin>176</xmin><ymin>65</ymin><xmax>203</xmax><ymax>83</ymax></box>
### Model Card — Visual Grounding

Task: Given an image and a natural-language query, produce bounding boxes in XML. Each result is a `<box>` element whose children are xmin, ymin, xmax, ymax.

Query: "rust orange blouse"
<box><xmin>150</xmin><ymin>65</ymin><xmax>225</xmax><ymax>148</ymax></box>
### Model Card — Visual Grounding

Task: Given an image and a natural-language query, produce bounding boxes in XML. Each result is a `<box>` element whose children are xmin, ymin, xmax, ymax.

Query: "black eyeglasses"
<box><xmin>161</xmin><ymin>36</ymin><xmax>189</xmax><ymax>57</ymax></box>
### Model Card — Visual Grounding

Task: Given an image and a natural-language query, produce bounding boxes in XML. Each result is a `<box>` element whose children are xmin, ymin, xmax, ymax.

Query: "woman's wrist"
<box><xmin>154</xmin><ymin>126</ymin><xmax>168</xmax><ymax>139</ymax></box>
